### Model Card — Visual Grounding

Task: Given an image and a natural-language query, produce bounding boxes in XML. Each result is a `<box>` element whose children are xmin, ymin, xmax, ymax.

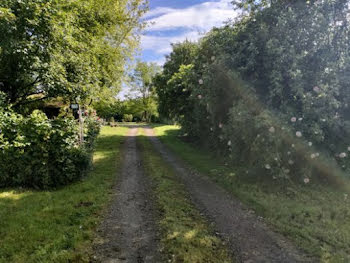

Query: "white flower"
<box><xmin>265</xmin><ymin>164</ymin><xmax>271</xmax><ymax>170</ymax></box>
<box><xmin>287</xmin><ymin>151</ymin><xmax>291</xmax><ymax>155</ymax></box>
<box><xmin>291</xmin><ymin>117</ymin><xmax>297</xmax><ymax>122</ymax></box>
<box><xmin>344</xmin><ymin>194</ymin><xmax>348</xmax><ymax>200</ymax></box>
<box><xmin>291</xmin><ymin>144</ymin><xmax>295</xmax><ymax>148</ymax></box>
<box><xmin>211</xmin><ymin>56</ymin><xmax>215</xmax><ymax>61</ymax></box>
<box><xmin>308</xmin><ymin>142</ymin><xmax>312</xmax><ymax>146</ymax></box>
<box><xmin>197</xmin><ymin>94</ymin><xmax>202</xmax><ymax>99</ymax></box>
<box><xmin>210</xmin><ymin>127</ymin><xmax>213</xmax><ymax>131</ymax></box>
<box><xmin>269</xmin><ymin>126</ymin><xmax>275</xmax><ymax>133</ymax></box>
<box><xmin>218</xmin><ymin>123</ymin><xmax>223</xmax><ymax>128</ymax></box>
<box><xmin>198</xmin><ymin>79</ymin><xmax>203</xmax><ymax>85</ymax></box>
<box><xmin>296</xmin><ymin>131</ymin><xmax>302</xmax><ymax>137</ymax></box>
<box><xmin>310</xmin><ymin>153</ymin><xmax>316</xmax><ymax>159</ymax></box>
<box><xmin>304</xmin><ymin>178</ymin><xmax>310</xmax><ymax>184</ymax></box>
<box><xmin>336</xmin><ymin>21</ymin><xmax>343</xmax><ymax>26</ymax></box>
<box><xmin>339</xmin><ymin>152</ymin><xmax>347</xmax><ymax>158</ymax></box>
<box><xmin>288</xmin><ymin>160</ymin><xmax>294</xmax><ymax>165</ymax></box>
<box><xmin>274</xmin><ymin>157</ymin><xmax>278</xmax><ymax>161</ymax></box>
<box><xmin>298</xmin><ymin>118</ymin><xmax>303</xmax><ymax>121</ymax></box>
<box><xmin>321</xmin><ymin>118</ymin><xmax>326</xmax><ymax>122</ymax></box>
<box><xmin>227</xmin><ymin>140</ymin><xmax>231</xmax><ymax>146</ymax></box>
<box><xmin>316</xmin><ymin>152</ymin><xmax>319</xmax><ymax>157</ymax></box>
<box><xmin>313</xmin><ymin>86</ymin><xmax>320</xmax><ymax>93</ymax></box>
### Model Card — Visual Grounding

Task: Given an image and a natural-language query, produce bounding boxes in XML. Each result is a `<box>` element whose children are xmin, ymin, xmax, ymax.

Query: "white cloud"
<box><xmin>141</xmin><ymin>31</ymin><xmax>202</xmax><ymax>55</ymax></box>
<box><xmin>141</xmin><ymin>0</ymin><xmax>238</xmax><ymax>64</ymax></box>
<box><xmin>153</xmin><ymin>57</ymin><xmax>166</xmax><ymax>66</ymax></box>
<box><xmin>142</xmin><ymin>7</ymin><xmax>176</xmax><ymax>19</ymax></box>
<box><xmin>146</xmin><ymin>0</ymin><xmax>237</xmax><ymax>31</ymax></box>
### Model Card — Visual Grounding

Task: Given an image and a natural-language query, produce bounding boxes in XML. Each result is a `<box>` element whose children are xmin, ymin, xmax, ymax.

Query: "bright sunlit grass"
<box><xmin>0</xmin><ymin>126</ymin><xmax>128</xmax><ymax>263</ymax></box>
<box><xmin>0</xmin><ymin>191</ymin><xmax>29</xmax><ymax>200</ymax></box>
<box><xmin>153</xmin><ymin>125</ymin><xmax>350</xmax><ymax>262</ymax></box>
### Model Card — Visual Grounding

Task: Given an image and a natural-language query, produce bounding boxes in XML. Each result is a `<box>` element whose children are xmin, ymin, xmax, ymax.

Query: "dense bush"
<box><xmin>123</xmin><ymin>114</ymin><xmax>133</xmax><ymax>122</ymax></box>
<box><xmin>84</xmin><ymin>116</ymin><xmax>101</xmax><ymax>149</ymax></box>
<box><xmin>0</xmin><ymin>109</ymin><xmax>99</xmax><ymax>189</ymax></box>
<box><xmin>154</xmin><ymin>0</ymin><xmax>350</xmax><ymax>183</ymax></box>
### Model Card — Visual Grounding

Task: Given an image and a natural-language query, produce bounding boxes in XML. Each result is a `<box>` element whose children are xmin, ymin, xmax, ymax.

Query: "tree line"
<box><xmin>154</xmin><ymin>0</ymin><xmax>350</xmax><ymax>183</ymax></box>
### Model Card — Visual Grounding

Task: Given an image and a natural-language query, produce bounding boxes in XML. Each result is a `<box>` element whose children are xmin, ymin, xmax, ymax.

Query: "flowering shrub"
<box><xmin>0</xmin><ymin>109</ymin><xmax>99</xmax><ymax>189</ymax></box>
<box><xmin>154</xmin><ymin>0</ymin><xmax>350</xmax><ymax>183</ymax></box>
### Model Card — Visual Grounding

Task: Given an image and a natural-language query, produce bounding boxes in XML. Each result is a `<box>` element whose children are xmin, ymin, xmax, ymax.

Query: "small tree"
<box><xmin>128</xmin><ymin>60</ymin><xmax>160</xmax><ymax>122</ymax></box>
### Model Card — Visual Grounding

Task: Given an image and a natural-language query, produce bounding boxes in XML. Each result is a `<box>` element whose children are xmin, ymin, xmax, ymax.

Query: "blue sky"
<box><xmin>119</xmin><ymin>0</ymin><xmax>237</xmax><ymax>99</ymax></box>
<box><xmin>140</xmin><ymin>0</ymin><xmax>238</xmax><ymax>65</ymax></box>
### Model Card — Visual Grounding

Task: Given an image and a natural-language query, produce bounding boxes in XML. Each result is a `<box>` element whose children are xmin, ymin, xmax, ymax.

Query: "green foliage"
<box><xmin>122</xmin><ymin>114</ymin><xmax>133</xmax><ymax>122</ymax></box>
<box><xmin>0</xmin><ymin>91</ymin><xmax>6</xmax><ymax>108</ymax></box>
<box><xmin>154</xmin><ymin>41</ymin><xmax>198</xmax><ymax>121</ymax></box>
<box><xmin>0</xmin><ymin>109</ymin><xmax>100</xmax><ymax>189</ymax></box>
<box><xmin>0</xmin><ymin>0</ymin><xmax>145</xmax><ymax>188</ymax></box>
<box><xmin>84</xmin><ymin>116</ymin><xmax>101</xmax><ymax>149</ymax></box>
<box><xmin>154</xmin><ymin>1</ymin><xmax>350</xmax><ymax>182</ymax></box>
<box><xmin>0</xmin><ymin>0</ymin><xmax>147</xmax><ymax>106</ymax></box>
<box><xmin>0</xmin><ymin>126</ymin><xmax>128</xmax><ymax>263</ymax></box>
<box><xmin>94</xmin><ymin>92</ymin><xmax>159</xmax><ymax>123</ymax></box>
<box><xmin>128</xmin><ymin>60</ymin><xmax>160</xmax><ymax>122</ymax></box>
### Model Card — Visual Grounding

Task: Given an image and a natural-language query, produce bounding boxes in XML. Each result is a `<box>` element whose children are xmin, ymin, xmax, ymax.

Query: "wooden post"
<box><xmin>78</xmin><ymin>104</ymin><xmax>84</xmax><ymax>145</ymax></box>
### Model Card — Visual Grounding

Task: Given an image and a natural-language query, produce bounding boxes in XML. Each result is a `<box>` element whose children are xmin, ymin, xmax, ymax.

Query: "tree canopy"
<box><xmin>0</xmin><ymin>0</ymin><xmax>147</xmax><ymax>107</ymax></box>
<box><xmin>154</xmin><ymin>0</ymin><xmax>350</xmax><ymax>181</ymax></box>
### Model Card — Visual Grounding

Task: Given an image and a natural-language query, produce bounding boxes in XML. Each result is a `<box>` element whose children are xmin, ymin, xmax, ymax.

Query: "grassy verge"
<box><xmin>0</xmin><ymin>126</ymin><xmax>128</xmax><ymax>263</ymax></box>
<box><xmin>138</xmin><ymin>129</ymin><xmax>233</xmax><ymax>263</ymax></box>
<box><xmin>153</xmin><ymin>125</ymin><xmax>350</xmax><ymax>263</ymax></box>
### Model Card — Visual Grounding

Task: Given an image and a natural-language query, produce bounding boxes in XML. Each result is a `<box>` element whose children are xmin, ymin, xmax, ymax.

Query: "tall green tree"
<box><xmin>153</xmin><ymin>40</ymin><xmax>198</xmax><ymax>121</ymax></box>
<box><xmin>0</xmin><ymin>0</ymin><xmax>147</xmax><ymax>108</ymax></box>
<box><xmin>129</xmin><ymin>60</ymin><xmax>160</xmax><ymax>122</ymax></box>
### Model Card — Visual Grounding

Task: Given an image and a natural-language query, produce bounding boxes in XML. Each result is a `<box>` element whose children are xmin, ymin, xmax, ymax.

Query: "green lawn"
<box><xmin>0</xmin><ymin>126</ymin><xmax>128</xmax><ymax>263</ymax></box>
<box><xmin>138</xmin><ymin>129</ymin><xmax>233</xmax><ymax>263</ymax></box>
<box><xmin>153</xmin><ymin>125</ymin><xmax>350</xmax><ymax>263</ymax></box>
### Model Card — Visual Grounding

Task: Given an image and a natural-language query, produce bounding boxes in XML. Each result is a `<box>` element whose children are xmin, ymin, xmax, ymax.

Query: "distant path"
<box><xmin>143</xmin><ymin>126</ymin><xmax>313</xmax><ymax>263</ymax></box>
<box><xmin>93</xmin><ymin>127</ymin><xmax>159</xmax><ymax>263</ymax></box>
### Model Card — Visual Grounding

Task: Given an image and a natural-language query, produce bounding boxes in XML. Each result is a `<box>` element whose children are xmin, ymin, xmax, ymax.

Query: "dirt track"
<box><xmin>93</xmin><ymin>125</ymin><xmax>313</xmax><ymax>263</ymax></box>
<box><xmin>143</xmin><ymin>126</ymin><xmax>313</xmax><ymax>263</ymax></box>
<box><xmin>93</xmin><ymin>127</ymin><xmax>159</xmax><ymax>263</ymax></box>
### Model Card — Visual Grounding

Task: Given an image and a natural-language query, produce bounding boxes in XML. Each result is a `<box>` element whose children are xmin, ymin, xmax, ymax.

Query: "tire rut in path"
<box><xmin>93</xmin><ymin>127</ymin><xmax>159</xmax><ymax>263</ymax></box>
<box><xmin>144</xmin><ymin>127</ymin><xmax>313</xmax><ymax>263</ymax></box>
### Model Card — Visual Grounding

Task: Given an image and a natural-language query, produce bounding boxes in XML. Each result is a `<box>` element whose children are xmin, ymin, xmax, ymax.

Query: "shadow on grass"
<box><xmin>0</xmin><ymin>128</ymin><xmax>126</xmax><ymax>263</ymax></box>
<box><xmin>150</xmin><ymin>124</ymin><xmax>350</xmax><ymax>261</ymax></box>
